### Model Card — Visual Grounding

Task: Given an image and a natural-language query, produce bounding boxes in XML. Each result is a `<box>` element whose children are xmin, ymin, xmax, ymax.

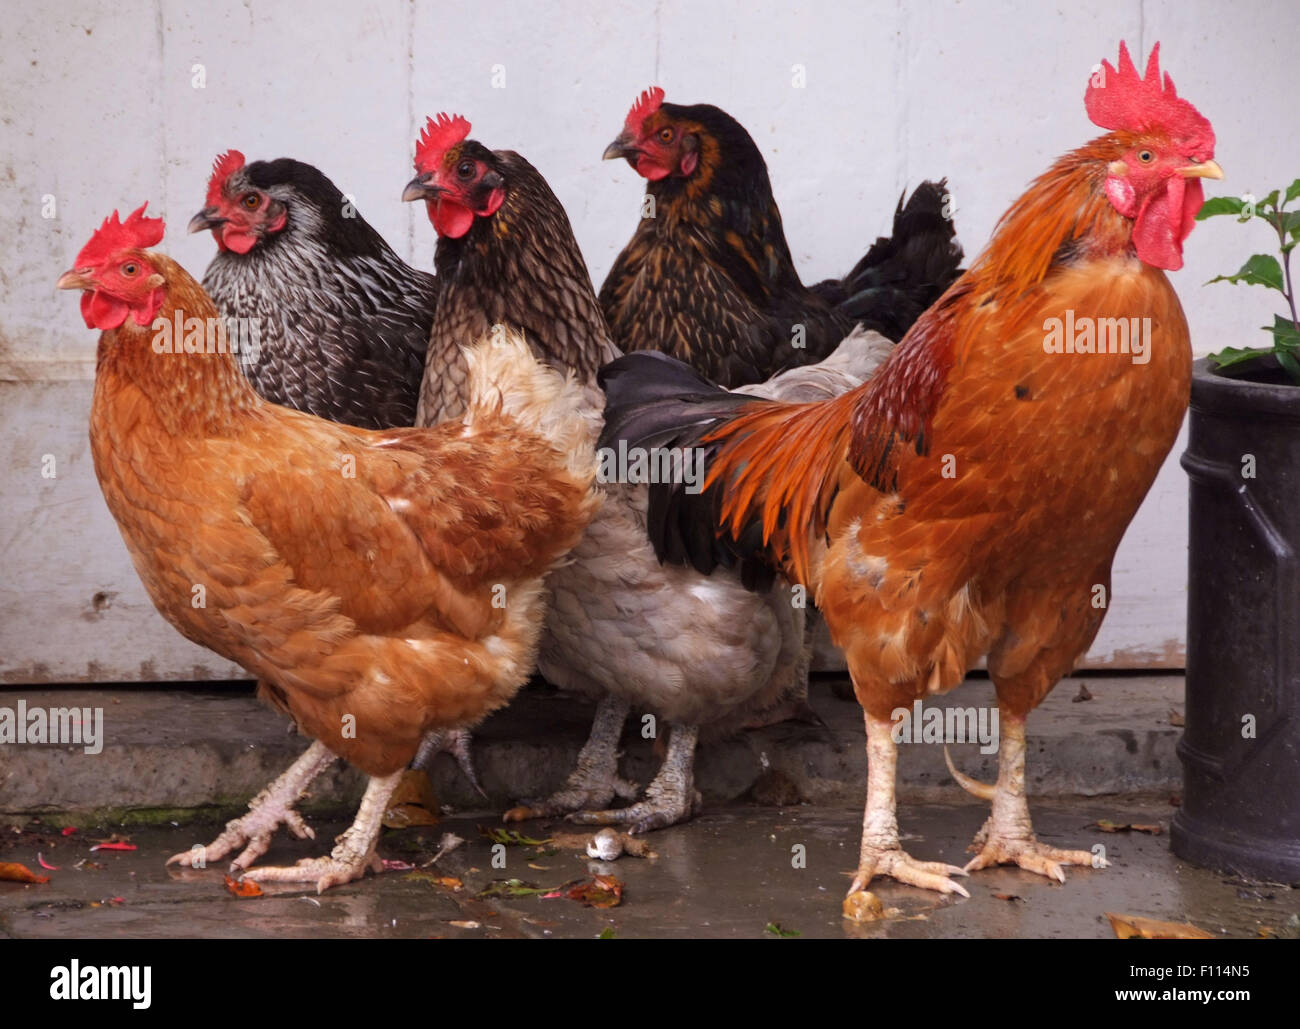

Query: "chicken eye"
<box><xmin>1137</xmin><ymin>150</ymin><xmax>1155</xmax><ymax>164</ymax></box>
<box><xmin>121</xmin><ymin>262</ymin><xmax>138</xmax><ymax>277</ymax></box>
<box><xmin>658</xmin><ymin>127</ymin><xmax>675</xmax><ymax>143</ymax></box>
<box><xmin>242</xmin><ymin>193</ymin><xmax>261</xmax><ymax>209</ymax></box>
<box><xmin>457</xmin><ymin>161</ymin><xmax>475</xmax><ymax>180</ymax></box>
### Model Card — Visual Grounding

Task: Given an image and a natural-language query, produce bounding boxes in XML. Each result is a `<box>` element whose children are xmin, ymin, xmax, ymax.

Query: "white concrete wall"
<box><xmin>2</xmin><ymin>0</ymin><xmax>1297</xmax><ymax>681</ymax></box>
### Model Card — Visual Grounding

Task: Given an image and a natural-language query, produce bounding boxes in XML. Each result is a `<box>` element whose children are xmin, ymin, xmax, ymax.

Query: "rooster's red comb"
<box><xmin>623</xmin><ymin>86</ymin><xmax>665</xmax><ymax>135</ymax></box>
<box><xmin>415</xmin><ymin>114</ymin><xmax>471</xmax><ymax>172</ymax></box>
<box><xmin>75</xmin><ymin>204</ymin><xmax>165</xmax><ymax>268</ymax></box>
<box><xmin>205</xmin><ymin>149</ymin><xmax>246</xmax><ymax>207</ymax></box>
<box><xmin>1085</xmin><ymin>42</ymin><xmax>1214</xmax><ymax>154</ymax></box>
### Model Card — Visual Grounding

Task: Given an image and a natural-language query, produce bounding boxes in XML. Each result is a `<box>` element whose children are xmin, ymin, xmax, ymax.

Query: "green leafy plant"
<box><xmin>1196</xmin><ymin>179</ymin><xmax>1300</xmax><ymax>383</ymax></box>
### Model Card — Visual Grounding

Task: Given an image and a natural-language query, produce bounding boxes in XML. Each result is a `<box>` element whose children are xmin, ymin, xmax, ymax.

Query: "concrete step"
<box><xmin>0</xmin><ymin>674</ymin><xmax>1186</xmax><ymax>825</ymax></box>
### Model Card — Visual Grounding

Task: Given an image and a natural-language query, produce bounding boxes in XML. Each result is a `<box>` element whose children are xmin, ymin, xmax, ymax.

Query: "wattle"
<box><xmin>433</xmin><ymin>198</ymin><xmax>476</xmax><ymax>239</ymax></box>
<box><xmin>1132</xmin><ymin>176</ymin><xmax>1203</xmax><ymax>272</ymax></box>
<box><xmin>220</xmin><ymin>227</ymin><xmax>259</xmax><ymax>255</ymax></box>
<box><xmin>81</xmin><ymin>290</ymin><xmax>129</xmax><ymax>331</ymax></box>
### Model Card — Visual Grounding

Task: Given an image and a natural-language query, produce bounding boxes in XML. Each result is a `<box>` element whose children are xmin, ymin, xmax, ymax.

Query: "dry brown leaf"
<box><xmin>1073</xmin><ymin>684</ymin><xmax>1094</xmax><ymax>703</ymax></box>
<box><xmin>1106</xmin><ymin>912</ymin><xmax>1214</xmax><ymax>939</ymax></box>
<box><xmin>1168</xmin><ymin>709</ymin><xmax>1185</xmax><ymax>727</ymax></box>
<box><xmin>382</xmin><ymin>769</ymin><xmax>440</xmax><ymax>829</ymax></box>
<box><xmin>0</xmin><ymin>861</ymin><xmax>50</xmax><ymax>884</ymax></box>
<box><xmin>448</xmin><ymin>920</ymin><xmax>480</xmax><ymax>929</ymax></box>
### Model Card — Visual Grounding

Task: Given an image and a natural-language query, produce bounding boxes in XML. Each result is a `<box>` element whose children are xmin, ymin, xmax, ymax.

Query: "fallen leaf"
<box><xmin>476</xmin><ymin>878</ymin><xmax>552</xmax><ymax>900</ymax></box>
<box><xmin>449</xmin><ymin>920</ymin><xmax>480</xmax><ymax>930</ymax></box>
<box><xmin>0</xmin><ymin>862</ymin><xmax>50</xmax><ymax>884</ymax></box>
<box><xmin>598</xmin><ymin>927</ymin><xmax>616</xmax><ymax>939</ymax></box>
<box><xmin>1106</xmin><ymin>912</ymin><xmax>1214</xmax><ymax>940</ymax></box>
<box><xmin>479</xmin><ymin>827</ymin><xmax>553</xmax><ymax>847</ymax></box>
<box><xmin>1094</xmin><ymin>820</ymin><xmax>1162</xmax><ymax>835</ymax></box>
<box><xmin>382</xmin><ymin>770</ymin><xmax>441</xmax><ymax>829</ymax></box>
<box><xmin>37</xmin><ymin>853</ymin><xmax>59</xmax><ymax>871</ymax></box>
<box><xmin>1168</xmin><ymin>709</ymin><xmax>1185</xmax><ymax>727</ymax></box>
<box><xmin>223</xmin><ymin>875</ymin><xmax>263</xmax><ymax>898</ymax></box>
<box><xmin>88</xmin><ymin>842</ymin><xmax>137</xmax><ymax>852</ymax></box>
<box><xmin>764</xmin><ymin>921</ymin><xmax>801</xmax><ymax>937</ymax></box>
<box><xmin>543</xmin><ymin>875</ymin><xmax>624</xmax><ymax>909</ymax></box>
<box><xmin>1073</xmin><ymin>684</ymin><xmax>1094</xmax><ymax>703</ymax></box>
<box><xmin>527</xmin><ymin>863</ymin><xmax>551</xmax><ymax>871</ymax></box>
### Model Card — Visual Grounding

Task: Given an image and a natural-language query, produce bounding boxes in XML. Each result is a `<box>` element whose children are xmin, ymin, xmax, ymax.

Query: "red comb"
<box><xmin>415</xmin><ymin>114</ymin><xmax>471</xmax><ymax>172</ymax></box>
<box><xmin>624</xmin><ymin>86</ymin><xmax>665</xmax><ymax>134</ymax></box>
<box><xmin>75</xmin><ymin>204</ymin><xmax>165</xmax><ymax>268</ymax></box>
<box><xmin>205</xmin><ymin>149</ymin><xmax>246</xmax><ymax>207</ymax></box>
<box><xmin>1085</xmin><ymin>42</ymin><xmax>1214</xmax><ymax>154</ymax></box>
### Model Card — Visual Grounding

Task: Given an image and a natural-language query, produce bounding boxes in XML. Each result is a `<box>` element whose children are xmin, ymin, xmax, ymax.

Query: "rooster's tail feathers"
<box><xmin>598</xmin><ymin>351</ymin><xmax>852</xmax><ymax>589</ymax></box>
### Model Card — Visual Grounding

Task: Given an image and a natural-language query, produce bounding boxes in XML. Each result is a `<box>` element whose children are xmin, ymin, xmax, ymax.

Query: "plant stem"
<box><xmin>1274</xmin><ymin>211</ymin><xmax>1300</xmax><ymax>332</ymax></box>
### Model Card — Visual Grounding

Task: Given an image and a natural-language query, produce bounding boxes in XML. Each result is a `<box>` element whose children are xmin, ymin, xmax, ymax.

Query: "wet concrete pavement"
<box><xmin>3</xmin><ymin>798</ymin><xmax>1296</xmax><ymax>939</ymax></box>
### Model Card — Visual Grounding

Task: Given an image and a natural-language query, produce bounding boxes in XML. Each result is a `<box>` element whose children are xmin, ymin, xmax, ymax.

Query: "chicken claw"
<box><xmin>849</xmin><ymin>848</ymin><xmax>971</xmax><ymax>898</ymax></box>
<box><xmin>167</xmin><ymin>740</ymin><xmax>335</xmax><ymax>871</ymax></box>
<box><xmin>238</xmin><ymin>769</ymin><xmax>402</xmax><ymax>893</ymax></box>
<box><xmin>567</xmin><ymin>723</ymin><xmax>700</xmax><ymax>833</ymax></box>
<box><xmin>413</xmin><ymin>728</ymin><xmax>486</xmax><ymax>798</ymax></box>
<box><xmin>504</xmin><ymin>696</ymin><xmax>637</xmax><ymax>821</ymax></box>
<box><xmin>964</xmin><ymin>831</ymin><xmax>1102</xmax><ymax>883</ymax></box>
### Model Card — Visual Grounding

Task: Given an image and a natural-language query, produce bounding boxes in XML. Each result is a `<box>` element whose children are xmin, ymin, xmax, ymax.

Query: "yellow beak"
<box><xmin>56</xmin><ymin>269</ymin><xmax>94</xmax><ymax>291</ymax></box>
<box><xmin>1179</xmin><ymin>160</ymin><xmax>1224</xmax><ymax>180</ymax></box>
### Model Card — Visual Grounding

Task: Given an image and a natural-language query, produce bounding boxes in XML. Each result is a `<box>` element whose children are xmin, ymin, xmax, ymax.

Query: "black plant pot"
<box><xmin>1174</xmin><ymin>355</ymin><xmax>1300</xmax><ymax>882</ymax></box>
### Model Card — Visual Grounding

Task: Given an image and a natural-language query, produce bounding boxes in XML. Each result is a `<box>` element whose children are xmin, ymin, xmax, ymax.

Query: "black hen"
<box><xmin>192</xmin><ymin>151</ymin><xmax>437</xmax><ymax>430</ymax></box>
<box><xmin>600</xmin><ymin>88</ymin><xmax>963</xmax><ymax>387</ymax></box>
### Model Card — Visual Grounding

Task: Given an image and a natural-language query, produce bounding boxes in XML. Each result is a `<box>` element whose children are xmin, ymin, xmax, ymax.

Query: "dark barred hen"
<box><xmin>600</xmin><ymin>87</ymin><xmax>963</xmax><ymax>387</ymax></box>
<box><xmin>191</xmin><ymin>151</ymin><xmax>437</xmax><ymax>430</ymax></box>
<box><xmin>403</xmin><ymin>114</ymin><xmax>857</xmax><ymax>832</ymax></box>
<box><xmin>401</xmin><ymin>118</ymin><xmax>617</xmax><ymax>425</ymax></box>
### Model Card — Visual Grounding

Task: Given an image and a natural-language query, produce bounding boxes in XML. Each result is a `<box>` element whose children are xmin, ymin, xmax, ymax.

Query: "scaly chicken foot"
<box><xmin>239</xmin><ymin>769</ymin><xmax>403</xmax><ymax>893</ymax></box>
<box><xmin>167</xmin><ymin>739</ymin><xmax>336</xmax><ymax>872</ymax></box>
<box><xmin>850</xmin><ymin>713</ymin><xmax>970</xmax><ymax>898</ymax></box>
<box><xmin>503</xmin><ymin>696</ymin><xmax>637</xmax><ymax>821</ymax></box>
<box><xmin>568</xmin><ymin>722</ymin><xmax>702</xmax><ymax>833</ymax></box>
<box><xmin>413</xmin><ymin>727</ymin><xmax>486</xmax><ymax>798</ymax></box>
<box><xmin>962</xmin><ymin>712</ymin><xmax>1102</xmax><ymax>882</ymax></box>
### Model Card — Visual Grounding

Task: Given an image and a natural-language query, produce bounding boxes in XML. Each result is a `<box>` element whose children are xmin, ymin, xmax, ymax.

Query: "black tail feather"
<box><xmin>812</xmin><ymin>178</ymin><xmax>964</xmax><ymax>342</ymax></box>
<box><xmin>597</xmin><ymin>352</ymin><xmax>778</xmax><ymax>590</ymax></box>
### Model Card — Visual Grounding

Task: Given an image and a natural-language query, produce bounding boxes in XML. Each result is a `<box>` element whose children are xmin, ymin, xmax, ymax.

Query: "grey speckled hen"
<box><xmin>192</xmin><ymin>152</ymin><xmax>437</xmax><ymax>430</ymax></box>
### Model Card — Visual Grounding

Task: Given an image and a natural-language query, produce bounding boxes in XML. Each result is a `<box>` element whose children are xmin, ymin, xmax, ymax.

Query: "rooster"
<box><xmin>601</xmin><ymin>42</ymin><xmax>1220</xmax><ymax>895</ymax></box>
<box><xmin>600</xmin><ymin>87</ymin><xmax>963</xmax><ymax>387</ymax></box>
<box><xmin>401</xmin><ymin>115</ymin><xmax>896</xmax><ymax>831</ymax></box>
<box><xmin>58</xmin><ymin>205</ymin><xmax>599</xmax><ymax>890</ymax></box>
<box><xmin>191</xmin><ymin>150</ymin><xmax>436</xmax><ymax>430</ymax></box>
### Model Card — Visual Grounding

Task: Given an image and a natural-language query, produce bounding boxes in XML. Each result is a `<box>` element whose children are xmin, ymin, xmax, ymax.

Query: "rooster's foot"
<box><xmin>850</xmin><ymin>846</ymin><xmax>970</xmax><ymax>898</ymax></box>
<box><xmin>167</xmin><ymin>740</ymin><xmax>334</xmax><ymax>871</ymax></box>
<box><xmin>964</xmin><ymin>827</ymin><xmax>1102</xmax><ymax>882</ymax></box>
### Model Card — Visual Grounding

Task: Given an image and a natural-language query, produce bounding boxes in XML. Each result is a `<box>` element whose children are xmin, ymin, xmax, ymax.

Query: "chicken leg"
<box><xmin>849</xmin><ymin>712</ymin><xmax>970</xmax><ymax>897</ymax></box>
<box><xmin>413</xmin><ymin>727</ymin><xmax>486</xmax><ymax>798</ymax></box>
<box><xmin>960</xmin><ymin>712</ymin><xmax>1103</xmax><ymax>880</ymax></box>
<box><xmin>568</xmin><ymin>722</ymin><xmax>702</xmax><ymax>833</ymax></box>
<box><xmin>238</xmin><ymin>769</ymin><xmax>403</xmax><ymax>893</ymax></box>
<box><xmin>167</xmin><ymin>739</ymin><xmax>336</xmax><ymax>872</ymax></box>
<box><xmin>503</xmin><ymin>696</ymin><xmax>638</xmax><ymax>821</ymax></box>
